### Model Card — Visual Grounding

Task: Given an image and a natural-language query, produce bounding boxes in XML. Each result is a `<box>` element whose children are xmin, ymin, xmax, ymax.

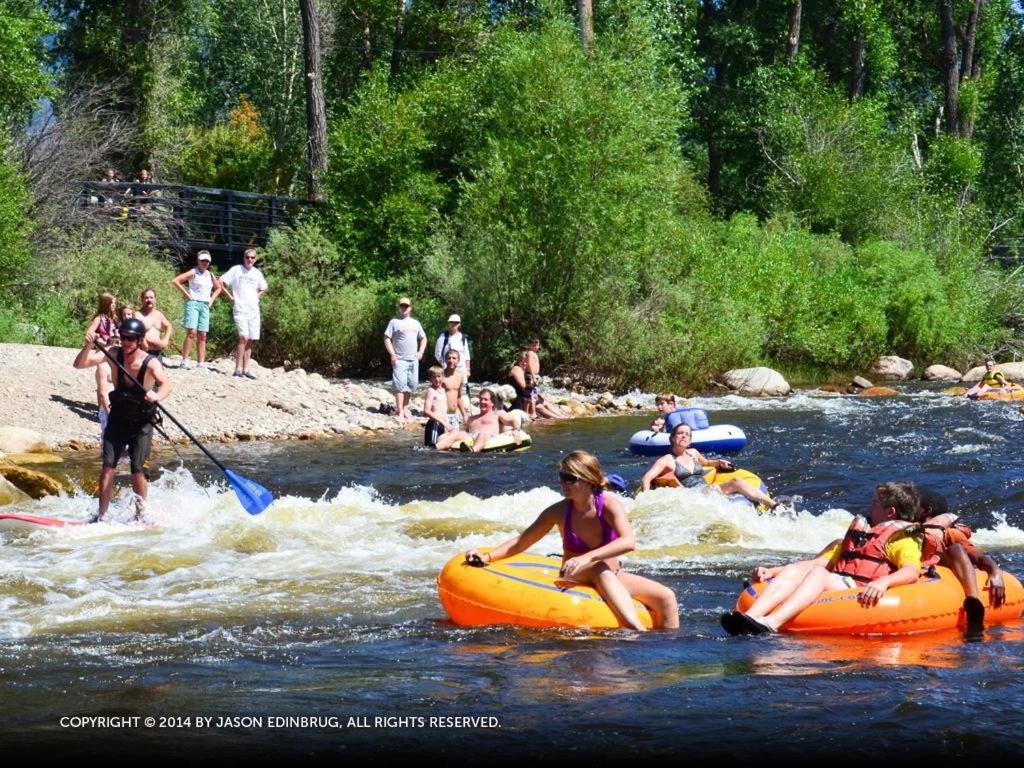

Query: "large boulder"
<box><xmin>859</xmin><ymin>386</ymin><xmax>899</xmax><ymax>397</ymax></box>
<box><xmin>0</xmin><ymin>474</ymin><xmax>31</xmax><ymax>506</ymax></box>
<box><xmin>868</xmin><ymin>356</ymin><xmax>915</xmax><ymax>381</ymax></box>
<box><xmin>721</xmin><ymin>367</ymin><xmax>791</xmax><ymax>397</ymax></box>
<box><xmin>0</xmin><ymin>463</ymin><xmax>62</xmax><ymax>499</ymax></box>
<box><xmin>923</xmin><ymin>365</ymin><xmax>962</xmax><ymax>382</ymax></box>
<box><xmin>0</xmin><ymin>427</ymin><xmax>51</xmax><ymax>454</ymax></box>
<box><xmin>962</xmin><ymin>361</ymin><xmax>1024</xmax><ymax>383</ymax></box>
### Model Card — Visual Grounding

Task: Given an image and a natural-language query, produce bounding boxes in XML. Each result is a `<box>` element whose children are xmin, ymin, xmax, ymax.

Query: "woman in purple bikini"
<box><xmin>464</xmin><ymin>450</ymin><xmax>679</xmax><ymax>630</ymax></box>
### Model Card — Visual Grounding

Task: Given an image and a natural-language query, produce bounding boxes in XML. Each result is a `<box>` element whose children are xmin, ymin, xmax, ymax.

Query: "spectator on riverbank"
<box><xmin>137</xmin><ymin>288</ymin><xmax>174</xmax><ymax>354</ymax></box>
<box><xmin>384</xmin><ymin>297</ymin><xmax>426</xmax><ymax>421</ymax></box>
<box><xmin>172</xmin><ymin>250</ymin><xmax>222</xmax><ymax>371</ymax></box>
<box><xmin>220</xmin><ymin>248</ymin><xmax>268</xmax><ymax>379</ymax></box>
<box><xmin>522</xmin><ymin>338</ymin><xmax>569</xmax><ymax>419</ymax></box>
<box><xmin>434</xmin><ymin>314</ymin><xmax>471</xmax><ymax>408</ymax></box>
<box><xmin>86</xmin><ymin>293</ymin><xmax>118</xmax><ymax>348</ymax></box>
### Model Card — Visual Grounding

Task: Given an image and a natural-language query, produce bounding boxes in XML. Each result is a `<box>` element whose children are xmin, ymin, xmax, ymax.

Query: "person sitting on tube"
<box><xmin>464</xmin><ymin>450</ymin><xmax>679</xmax><ymax>631</ymax></box>
<box><xmin>720</xmin><ymin>482</ymin><xmax>922</xmax><ymax>636</ymax></box>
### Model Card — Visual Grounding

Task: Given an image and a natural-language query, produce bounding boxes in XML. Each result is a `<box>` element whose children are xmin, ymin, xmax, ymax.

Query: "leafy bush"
<box><xmin>0</xmin><ymin>151</ymin><xmax>33</xmax><ymax>289</ymax></box>
<box><xmin>168</xmin><ymin>97</ymin><xmax>276</xmax><ymax>192</ymax></box>
<box><xmin>28</xmin><ymin>225</ymin><xmax>184</xmax><ymax>348</ymax></box>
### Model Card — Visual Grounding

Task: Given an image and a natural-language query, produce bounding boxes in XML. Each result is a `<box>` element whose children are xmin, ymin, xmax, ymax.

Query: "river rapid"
<box><xmin>2</xmin><ymin>386</ymin><xmax>1023</xmax><ymax>763</ymax></box>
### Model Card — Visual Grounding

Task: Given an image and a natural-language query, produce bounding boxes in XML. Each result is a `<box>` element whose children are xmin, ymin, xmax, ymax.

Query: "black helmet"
<box><xmin>119</xmin><ymin>318</ymin><xmax>146</xmax><ymax>340</ymax></box>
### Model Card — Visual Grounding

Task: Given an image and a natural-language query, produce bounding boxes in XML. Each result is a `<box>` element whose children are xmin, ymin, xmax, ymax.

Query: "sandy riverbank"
<box><xmin>0</xmin><ymin>342</ymin><xmax>635</xmax><ymax>451</ymax></box>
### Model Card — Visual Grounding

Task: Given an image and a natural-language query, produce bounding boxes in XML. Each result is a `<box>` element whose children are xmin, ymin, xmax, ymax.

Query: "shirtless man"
<box><xmin>137</xmin><ymin>288</ymin><xmax>173</xmax><ymax>353</ymax></box>
<box><xmin>465</xmin><ymin>388</ymin><xmax>522</xmax><ymax>453</ymax></box>
<box><xmin>523</xmin><ymin>338</ymin><xmax>568</xmax><ymax>419</ymax></box>
<box><xmin>442</xmin><ymin>350</ymin><xmax>469</xmax><ymax>425</ymax></box>
<box><xmin>423</xmin><ymin>366</ymin><xmax>471</xmax><ymax>450</ymax></box>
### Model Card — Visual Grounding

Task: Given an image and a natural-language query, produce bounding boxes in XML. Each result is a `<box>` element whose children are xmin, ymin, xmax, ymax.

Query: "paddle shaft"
<box><xmin>96</xmin><ymin>344</ymin><xmax>230</xmax><ymax>475</ymax></box>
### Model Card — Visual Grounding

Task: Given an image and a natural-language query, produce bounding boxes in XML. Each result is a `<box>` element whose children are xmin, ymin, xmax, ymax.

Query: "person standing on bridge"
<box><xmin>220</xmin><ymin>248</ymin><xmax>268</xmax><ymax>379</ymax></box>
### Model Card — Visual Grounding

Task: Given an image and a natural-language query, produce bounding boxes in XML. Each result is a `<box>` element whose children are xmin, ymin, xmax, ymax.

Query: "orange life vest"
<box><xmin>921</xmin><ymin>521</ymin><xmax>974</xmax><ymax>566</ymax></box>
<box><xmin>832</xmin><ymin>518</ymin><xmax>916</xmax><ymax>584</ymax></box>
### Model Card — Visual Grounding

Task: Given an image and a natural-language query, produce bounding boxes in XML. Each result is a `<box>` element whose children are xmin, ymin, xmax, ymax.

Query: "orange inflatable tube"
<box><xmin>734</xmin><ymin>566</ymin><xmax>1024</xmax><ymax>635</ymax></box>
<box><xmin>976</xmin><ymin>383</ymin><xmax>1024</xmax><ymax>401</ymax></box>
<box><xmin>437</xmin><ymin>551</ymin><xmax>654</xmax><ymax>629</ymax></box>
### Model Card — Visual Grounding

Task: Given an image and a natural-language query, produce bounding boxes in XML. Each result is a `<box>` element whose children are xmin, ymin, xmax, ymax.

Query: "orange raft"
<box><xmin>975</xmin><ymin>383</ymin><xmax>1024</xmax><ymax>401</ymax></box>
<box><xmin>734</xmin><ymin>566</ymin><xmax>1024</xmax><ymax>635</ymax></box>
<box><xmin>437</xmin><ymin>551</ymin><xmax>654</xmax><ymax>629</ymax></box>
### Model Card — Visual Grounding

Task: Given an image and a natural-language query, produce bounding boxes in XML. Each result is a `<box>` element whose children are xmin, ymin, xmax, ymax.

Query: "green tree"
<box><xmin>0</xmin><ymin>0</ymin><xmax>55</xmax><ymax>127</ymax></box>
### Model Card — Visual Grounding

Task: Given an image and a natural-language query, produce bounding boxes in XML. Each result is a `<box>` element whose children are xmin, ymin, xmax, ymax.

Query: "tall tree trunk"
<box><xmin>940</xmin><ymin>0</ymin><xmax>960</xmax><ymax>136</ymax></box>
<box><xmin>961</xmin><ymin>0</ymin><xmax>984</xmax><ymax>83</ymax></box>
<box><xmin>849</xmin><ymin>34</ymin><xmax>866</xmax><ymax>99</ymax></box>
<box><xmin>361</xmin><ymin>11</ymin><xmax>373</xmax><ymax>70</ymax></box>
<box><xmin>578</xmin><ymin>0</ymin><xmax>594</xmax><ymax>53</ymax></box>
<box><xmin>786</xmin><ymin>1</ymin><xmax>802</xmax><ymax>63</ymax></box>
<box><xmin>700</xmin><ymin>0</ymin><xmax>723</xmax><ymax>199</ymax></box>
<box><xmin>390</xmin><ymin>0</ymin><xmax>407</xmax><ymax>80</ymax></box>
<box><xmin>299</xmin><ymin>0</ymin><xmax>328</xmax><ymax>202</ymax></box>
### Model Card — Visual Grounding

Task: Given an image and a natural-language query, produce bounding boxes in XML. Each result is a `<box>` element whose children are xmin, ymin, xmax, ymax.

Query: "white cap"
<box><xmin>197</xmin><ymin>250</ymin><xmax>212</xmax><ymax>261</ymax></box>
<box><xmin>447</xmin><ymin>314</ymin><xmax>461</xmax><ymax>323</ymax></box>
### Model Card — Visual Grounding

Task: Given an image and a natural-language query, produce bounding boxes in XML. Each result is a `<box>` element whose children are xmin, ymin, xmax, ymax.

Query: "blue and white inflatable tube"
<box><xmin>628</xmin><ymin>407</ymin><xmax>746</xmax><ymax>456</ymax></box>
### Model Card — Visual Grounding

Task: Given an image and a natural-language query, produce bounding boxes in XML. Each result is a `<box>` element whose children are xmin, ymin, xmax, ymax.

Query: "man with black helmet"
<box><xmin>74</xmin><ymin>318</ymin><xmax>173</xmax><ymax>522</ymax></box>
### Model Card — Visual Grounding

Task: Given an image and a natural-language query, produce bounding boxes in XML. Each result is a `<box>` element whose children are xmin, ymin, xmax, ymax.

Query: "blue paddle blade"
<box><xmin>225</xmin><ymin>469</ymin><xmax>275</xmax><ymax>515</ymax></box>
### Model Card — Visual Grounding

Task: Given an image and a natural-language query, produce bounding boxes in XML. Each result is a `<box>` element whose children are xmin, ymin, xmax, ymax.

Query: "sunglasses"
<box><xmin>559</xmin><ymin>472</ymin><xmax>582</xmax><ymax>484</ymax></box>
<box><xmin>121</xmin><ymin>334</ymin><xmax>141</xmax><ymax>342</ymax></box>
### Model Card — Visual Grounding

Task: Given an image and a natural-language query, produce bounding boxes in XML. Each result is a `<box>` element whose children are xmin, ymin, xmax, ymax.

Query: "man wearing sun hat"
<box><xmin>384</xmin><ymin>297</ymin><xmax>427</xmax><ymax>420</ymax></box>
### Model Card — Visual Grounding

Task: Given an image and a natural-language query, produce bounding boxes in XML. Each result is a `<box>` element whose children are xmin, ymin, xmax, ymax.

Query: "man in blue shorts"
<box><xmin>172</xmin><ymin>250</ymin><xmax>223</xmax><ymax>370</ymax></box>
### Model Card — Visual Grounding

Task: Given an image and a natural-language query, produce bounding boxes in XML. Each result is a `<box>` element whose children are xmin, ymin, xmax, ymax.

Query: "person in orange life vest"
<box><xmin>721</xmin><ymin>482</ymin><xmax>922</xmax><ymax>636</ymax></box>
<box><xmin>917</xmin><ymin>488</ymin><xmax>1005</xmax><ymax>632</ymax></box>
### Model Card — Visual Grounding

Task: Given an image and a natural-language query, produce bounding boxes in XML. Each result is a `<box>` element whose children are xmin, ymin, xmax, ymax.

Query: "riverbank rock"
<box><xmin>0</xmin><ymin>475</ymin><xmax>31</xmax><ymax>506</ymax></box>
<box><xmin>0</xmin><ymin>463</ymin><xmax>62</xmax><ymax>499</ymax></box>
<box><xmin>923</xmin><ymin>365</ymin><xmax>962</xmax><ymax>382</ymax></box>
<box><xmin>721</xmin><ymin>368</ymin><xmax>791</xmax><ymax>397</ymax></box>
<box><xmin>868</xmin><ymin>356</ymin><xmax>914</xmax><ymax>381</ymax></box>
<box><xmin>859</xmin><ymin>386</ymin><xmax>899</xmax><ymax>397</ymax></box>
<box><xmin>850</xmin><ymin>376</ymin><xmax>873</xmax><ymax>391</ymax></box>
<box><xmin>962</xmin><ymin>361</ymin><xmax>1024</xmax><ymax>382</ymax></box>
<box><xmin>0</xmin><ymin>427</ymin><xmax>51</xmax><ymax>454</ymax></box>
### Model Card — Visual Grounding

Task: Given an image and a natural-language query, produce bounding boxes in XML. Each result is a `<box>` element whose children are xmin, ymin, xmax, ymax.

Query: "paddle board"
<box><xmin>0</xmin><ymin>513</ymin><xmax>90</xmax><ymax>532</ymax></box>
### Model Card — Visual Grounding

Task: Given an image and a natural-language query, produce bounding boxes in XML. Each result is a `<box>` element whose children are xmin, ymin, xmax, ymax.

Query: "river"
<box><xmin>2</xmin><ymin>387</ymin><xmax>1023</xmax><ymax>762</ymax></box>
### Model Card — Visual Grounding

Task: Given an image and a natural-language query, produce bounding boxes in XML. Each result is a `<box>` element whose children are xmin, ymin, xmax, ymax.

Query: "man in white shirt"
<box><xmin>219</xmin><ymin>248</ymin><xmax>269</xmax><ymax>379</ymax></box>
<box><xmin>384</xmin><ymin>297</ymin><xmax>426</xmax><ymax>420</ymax></box>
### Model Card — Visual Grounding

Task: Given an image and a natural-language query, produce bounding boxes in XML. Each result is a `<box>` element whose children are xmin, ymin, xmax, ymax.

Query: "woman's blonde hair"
<box><xmin>560</xmin><ymin>450</ymin><xmax>607</xmax><ymax>492</ymax></box>
<box><xmin>95</xmin><ymin>292</ymin><xmax>116</xmax><ymax>320</ymax></box>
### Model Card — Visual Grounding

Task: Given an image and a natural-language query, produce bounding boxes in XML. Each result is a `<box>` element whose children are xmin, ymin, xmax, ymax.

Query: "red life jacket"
<box><xmin>832</xmin><ymin>518</ymin><xmax>917</xmax><ymax>584</ymax></box>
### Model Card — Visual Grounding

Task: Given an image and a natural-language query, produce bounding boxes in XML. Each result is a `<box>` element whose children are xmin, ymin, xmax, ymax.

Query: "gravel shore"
<box><xmin>0</xmin><ymin>342</ymin><xmax>624</xmax><ymax>452</ymax></box>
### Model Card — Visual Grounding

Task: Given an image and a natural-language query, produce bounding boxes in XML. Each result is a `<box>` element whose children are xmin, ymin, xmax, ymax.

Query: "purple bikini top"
<box><xmin>562</xmin><ymin>492</ymin><xmax>618</xmax><ymax>556</ymax></box>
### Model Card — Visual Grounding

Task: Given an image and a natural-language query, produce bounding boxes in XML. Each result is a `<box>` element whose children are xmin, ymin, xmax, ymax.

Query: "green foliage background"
<box><xmin>2</xmin><ymin>1</ymin><xmax>1023</xmax><ymax>389</ymax></box>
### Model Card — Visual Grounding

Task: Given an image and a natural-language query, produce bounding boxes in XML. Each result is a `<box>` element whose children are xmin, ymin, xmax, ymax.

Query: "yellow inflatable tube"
<box><xmin>437</xmin><ymin>551</ymin><xmax>653</xmax><ymax>629</ymax></box>
<box><xmin>449</xmin><ymin>432</ymin><xmax>532</xmax><ymax>453</ymax></box>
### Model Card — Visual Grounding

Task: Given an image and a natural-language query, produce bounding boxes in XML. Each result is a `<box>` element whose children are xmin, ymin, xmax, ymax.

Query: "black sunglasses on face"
<box><xmin>121</xmin><ymin>335</ymin><xmax>140</xmax><ymax>342</ymax></box>
<box><xmin>559</xmin><ymin>472</ymin><xmax>581</xmax><ymax>484</ymax></box>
